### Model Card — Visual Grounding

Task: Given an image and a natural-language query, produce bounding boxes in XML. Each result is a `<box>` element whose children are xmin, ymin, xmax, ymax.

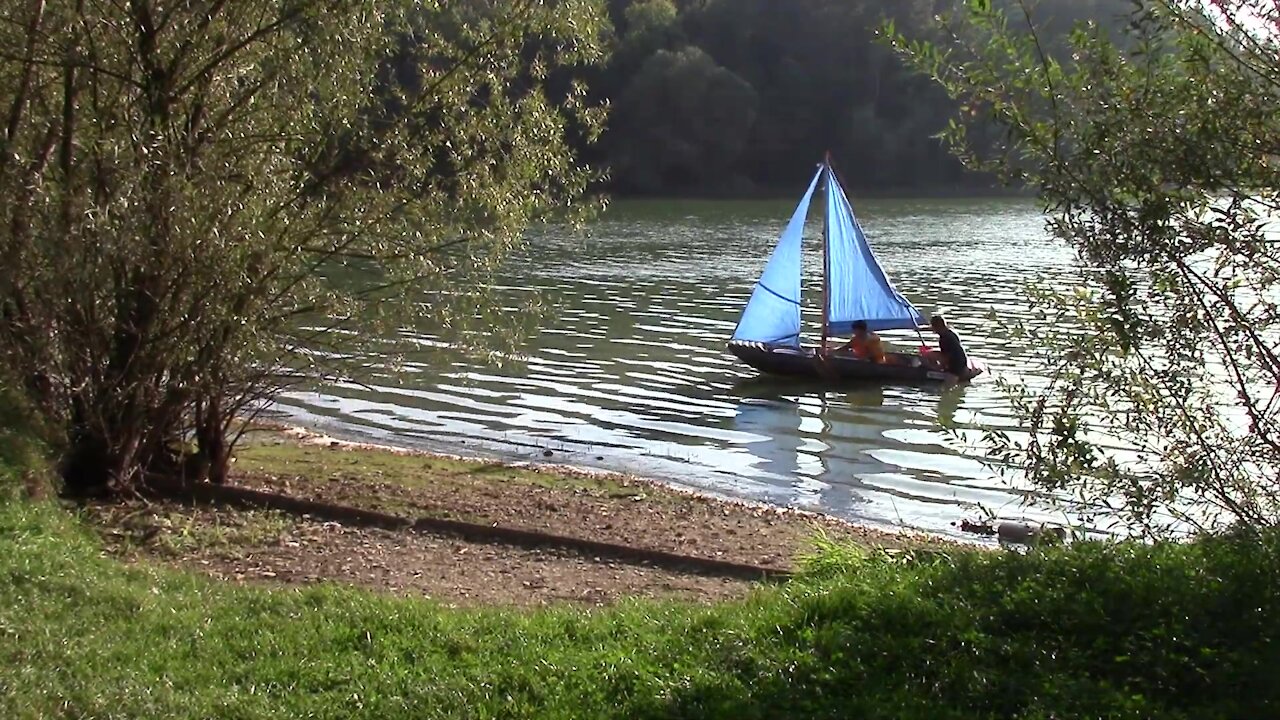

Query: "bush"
<box><xmin>890</xmin><ymin>0</ymin><xmax>1280</xmax><ymax>535</ymax></box>
<box><xmin>0</xmin><ymin>383</ymin><xmax>52</xmax><ymax>500</ymax></box>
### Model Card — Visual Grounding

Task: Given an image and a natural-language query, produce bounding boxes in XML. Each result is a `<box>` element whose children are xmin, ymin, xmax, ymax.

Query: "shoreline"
<box><xmin>250</xmin><ymin>420</ymin><xmax>974</xmax><ymax>550</ymax></box>
<box><xmin>83</xmin><ymin>421</ymin><xmax>970</xmax><ymax>607</ymax></box>
<box><xmin>601</xmin><ymin>185</ymin><xmax>1032</xmax><ymax>202</ymax></box>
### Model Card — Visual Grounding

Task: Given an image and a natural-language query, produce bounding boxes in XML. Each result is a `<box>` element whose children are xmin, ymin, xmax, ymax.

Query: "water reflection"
<box><xmin>274</xmin><ymin>197</ymin><xmax>1086</xmax><ymax>540</ymax></box>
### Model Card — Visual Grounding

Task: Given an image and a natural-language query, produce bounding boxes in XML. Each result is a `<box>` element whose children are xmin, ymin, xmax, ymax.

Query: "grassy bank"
<box><xmin>3</xmin><ymin>412</ymin><xmax>1278</xmax><ymax>717</ymax></box>
<box><xmin>3</xmin><ymin>492</ymin><xmax>1278</xmax><ymax>718</ymax></box>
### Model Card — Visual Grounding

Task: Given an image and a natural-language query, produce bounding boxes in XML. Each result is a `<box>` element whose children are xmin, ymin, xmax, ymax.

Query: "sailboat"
<box><xmin>727</xmin><ymin>158</ymin><xmax>983</xmax><ymax>383</ymax></box>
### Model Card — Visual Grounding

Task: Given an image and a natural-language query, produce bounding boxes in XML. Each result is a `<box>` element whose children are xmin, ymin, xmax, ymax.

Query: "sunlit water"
<box><xmin>275</xmin><ymin>197</ymin><xmax>1091</xmax><ymax>541</ymax></box>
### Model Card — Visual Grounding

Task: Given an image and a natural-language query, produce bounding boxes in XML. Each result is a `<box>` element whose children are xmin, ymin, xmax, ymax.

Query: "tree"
<box><xmin>620</xmin><ymin>0</ymin><xmax>682</xmax><ymax>61</ymax></box>
<box><xmin>890</xmin><ymin>0</ymin><xmax>1280</xmax><ymax>535</ymax></box>
<box><xmin>0</xmin><ymin>0</ymin><xmax>608</xmax><ymax>494</ymax></box>
<box><xmin>609</xmin><ymin>46</ymin><xmax>758</xmax><ymax>193</ymax></box>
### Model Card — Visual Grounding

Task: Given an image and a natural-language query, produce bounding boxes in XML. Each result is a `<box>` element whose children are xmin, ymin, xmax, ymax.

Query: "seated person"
<box><xmin>842</xmin><ymin>320</ymin><xmax>886</xmax><ymax>363</ymax></box>
<box><xmin>923</xmin><ymin>314</ymin><xmax>969</xmax><ymax>376</ymax></box>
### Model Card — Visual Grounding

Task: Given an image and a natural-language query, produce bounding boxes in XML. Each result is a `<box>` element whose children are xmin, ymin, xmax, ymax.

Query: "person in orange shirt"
<box><xmin>843</xmin><ymin>320</ymin><xmax>886</xmax><ymax>363</ymax></box>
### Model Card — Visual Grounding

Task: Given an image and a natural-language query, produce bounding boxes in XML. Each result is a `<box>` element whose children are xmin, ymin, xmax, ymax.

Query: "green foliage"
<box><xmin>0</xmin><ymin>383</ymin><xmax>51</xmax><ymax>501</ymax></box>
<box><xmin>610</xmin><ymin>47</ymin><xmax>758</xmax><ymax>193</ymax></box>
<box><xmin>595</xmin><ymin>0</ymin><xmax>1132</xmax><ymax>194</ymax></box>
<box><xmin>796</xmin><ymin>528</ymin><xmax>875</xmax><ymax>578</ymax></box>
<box><xmin>0</xmin><ymin>1</ymin><xmax>609</xmax><ymax>492</ymax></box>
<box><xmin>619</xmin><ymin>0</ymin><xmax>682</xmax><ymax>61</ymax></box>
<box><xmin>3</xmin><ymin>501</ymin><xmax>1279</xmax><ymax>718</ymax></box>
<box><xmin>890</xmin><ymin>0</ymin><xmax>1280</xmax><ymax>535</ymax></box>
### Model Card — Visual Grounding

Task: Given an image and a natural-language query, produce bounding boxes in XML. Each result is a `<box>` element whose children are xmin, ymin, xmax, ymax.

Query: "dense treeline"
<box><xmin>591</xmin><ymin>0</ymin><xmax>1133</xmax><ymax>196</ymax></box>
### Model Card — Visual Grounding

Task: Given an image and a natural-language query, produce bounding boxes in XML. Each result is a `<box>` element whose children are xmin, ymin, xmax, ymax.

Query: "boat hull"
<box><xmin>727</xmin><ymin>341</ymin><xmax>983</xmax><ymax>384</ymax></box>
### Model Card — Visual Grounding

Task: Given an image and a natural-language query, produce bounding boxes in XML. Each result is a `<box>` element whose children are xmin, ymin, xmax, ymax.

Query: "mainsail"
<box><xmin>823</xmin><ymin>170</ymin><xmax>925</xmax><ymax>334</ymax></box>
<box><xmin>730</xmin><ymin>166</ymin><xmax>823</xmax><ymax>346</ymax></box>
<box><xmin>731</xmin><ymin>161</ymin><xmax>924</xmax><ymax>346</ymax></box>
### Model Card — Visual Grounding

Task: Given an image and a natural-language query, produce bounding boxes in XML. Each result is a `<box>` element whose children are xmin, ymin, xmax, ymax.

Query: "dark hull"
<box><xmin>727</xmin><ymin>341</ymin><xmax>983</xmax><ymax>384</ymax></box>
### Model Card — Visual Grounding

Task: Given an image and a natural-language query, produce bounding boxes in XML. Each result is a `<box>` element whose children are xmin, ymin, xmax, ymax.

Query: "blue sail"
<box><xmin>824</xmin><ymin>169</ymin><xmax>925</xmax><ymax>334</ymax></box>
<box><xmin>731</xmin><ymin>167</ymin><xmax>824</xmax><ymax>346</ymax></box>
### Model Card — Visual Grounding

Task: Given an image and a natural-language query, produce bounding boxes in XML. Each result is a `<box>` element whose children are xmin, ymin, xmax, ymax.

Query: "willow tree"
<box><xmin>890</xmin><ymin>0</ymin><xmax>1280</xmax><ymax>535</ymax></box>
<box><xmin>0</xmin><ymin>0</ymin><xmax>608</xmax><ymax>494</ymax></box>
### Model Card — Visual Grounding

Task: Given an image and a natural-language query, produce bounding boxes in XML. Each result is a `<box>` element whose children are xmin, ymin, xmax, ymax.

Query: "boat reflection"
<box><xmin>728</xmin><ymin>375</ymin><xmax>887</xmax><ymax>404</ymax></box>
<box><xmin>727</xmin><ymin>376</ymin><xmax>983</xmax><ymax>525</ymax></box>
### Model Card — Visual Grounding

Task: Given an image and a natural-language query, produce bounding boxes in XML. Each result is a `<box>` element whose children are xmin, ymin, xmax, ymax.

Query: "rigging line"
<box><xmin>754</xmin><ymin>282</ymin><xmax>802</xmax><ymax>306</ymax></box>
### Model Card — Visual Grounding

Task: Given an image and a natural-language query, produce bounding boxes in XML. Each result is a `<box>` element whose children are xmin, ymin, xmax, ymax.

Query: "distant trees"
<box><xmin>620</xmin><ymin>0</ymin><xmax>682</xmax><ymax>61</ymax></box>
<box><xmin>595</xmin><ymin>0</ymin><xmax>1133</xmax><ymax>195</ymax></box>
<box><xmin>0</xmin><ymin>0</ymin><xmax>608</xmax><ymax>494</ymax></box>
<box><xmin>892</xmin><ymin>0</ymin><xmax>1280</xmax><ymax>535</ymax></box>
<box><xmin>610</xmin><ymin>47</ymin><xmax>758</xmax><ymax>193</ymax></box>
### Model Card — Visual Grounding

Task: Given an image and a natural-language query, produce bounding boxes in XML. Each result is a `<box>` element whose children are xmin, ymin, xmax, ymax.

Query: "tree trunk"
<box><xmin>191</xmin><ymin>396</ymin><xmax>228</xmax><ymax>485</ymax></box>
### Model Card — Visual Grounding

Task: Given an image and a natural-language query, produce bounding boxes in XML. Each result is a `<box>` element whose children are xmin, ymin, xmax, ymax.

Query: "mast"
<box><xmin>820</xmin><ymin>152</ymin><xmax>831</xmax><ymax>355</ymax></box>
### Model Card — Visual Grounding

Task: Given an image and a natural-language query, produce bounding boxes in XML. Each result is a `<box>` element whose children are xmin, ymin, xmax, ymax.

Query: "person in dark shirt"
<box><xmin>927</xmin><ymin>314</ymin><xmax>969</xmax><ymax>377</ymax></box>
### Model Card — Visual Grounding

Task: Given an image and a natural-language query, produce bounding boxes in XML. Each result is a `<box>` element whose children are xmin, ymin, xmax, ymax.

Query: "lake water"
<box><xmin>275</xmin><ymin>197</ymin><xmax>1088</xmax><ymax>541</ymax></box>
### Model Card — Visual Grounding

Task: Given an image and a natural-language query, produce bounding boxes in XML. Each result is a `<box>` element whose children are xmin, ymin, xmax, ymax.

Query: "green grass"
<box><xmin>3</xmin><ymin>411</ymin><xmax>1278</xmax><ymax>717</ymax></box>
<box><xmin>235</xmin><ymin>440</ymin><xmax>642</xmax><ymax>497</ymax></box>
<box><xmin>2</xmin><ymin>492</ymin><xmax>1279</xmax><ymax>719</ymax></box>
<box><xmin>93</xmin><ymin>503</ymin><xmax>297</xmax><ymax>558</ymax></box>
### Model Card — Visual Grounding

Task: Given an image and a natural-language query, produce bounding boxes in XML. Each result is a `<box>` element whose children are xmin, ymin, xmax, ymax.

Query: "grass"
<box><xmin>2</xmin><ymin>492</ymin><xmax>1279</xmax><ymax>719</ymax></box>
<box><xmin>92</xmin><ymin>503</ymin><xmax>297</xmax><ymax>558</ymax></box>
<box><xmin>235</xmin><ymin>436</ymin><xmax>644</xmax><ymax>498</ymax></box>
<box><xmin>3</xmin><ymin>414</ymin><xmax>1279</xmax><ymax>718</ymax></box>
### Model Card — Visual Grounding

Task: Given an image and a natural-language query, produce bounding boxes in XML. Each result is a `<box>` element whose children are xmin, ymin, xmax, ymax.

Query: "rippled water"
<box><xmin>276</xmin><ymin>197</ymin><xmax>1088</xmax><ymax>540</ymax></box>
